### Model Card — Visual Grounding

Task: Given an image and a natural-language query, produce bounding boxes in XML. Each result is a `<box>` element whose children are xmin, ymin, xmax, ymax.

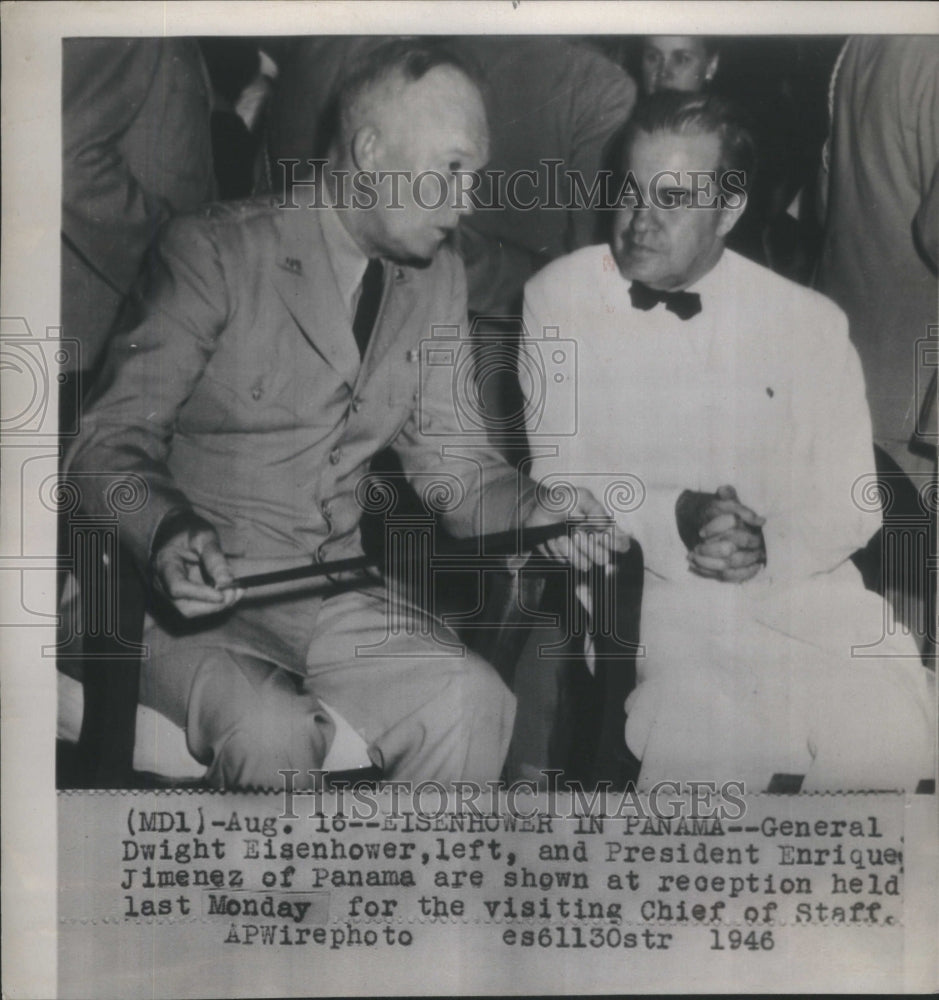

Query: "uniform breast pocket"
<box><xmin>187</xmin><ymin>354</ymin><xmax>294</xmax><ymax>433</ymax></box>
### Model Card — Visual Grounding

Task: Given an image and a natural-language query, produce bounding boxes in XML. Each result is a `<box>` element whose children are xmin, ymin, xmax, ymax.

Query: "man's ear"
<box><xmin>716</xmin><ymin>194</ymin><xmax>746</xmax><ymax>238</ymax></box>
<box><xmin>705</xmin><ymin>52</ymin><xmax>720</xmax><ymax>83</ymax></box>
<box><xmin>350</xmin><ymin>125</ymin><xmax>380</xmax><ymax>172</ymax></box>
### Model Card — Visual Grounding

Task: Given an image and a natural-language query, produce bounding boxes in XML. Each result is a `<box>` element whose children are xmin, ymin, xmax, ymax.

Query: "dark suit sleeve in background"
<box><xmin>61</xmin><ymin>38</ymin><xmax>214</xmax><ymax>372</ymax></box>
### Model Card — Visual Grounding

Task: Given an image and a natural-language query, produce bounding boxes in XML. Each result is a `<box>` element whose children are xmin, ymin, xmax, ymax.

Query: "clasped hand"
<box><xmin>676</xmin><ymin>484</ymin><xmax>766</xmax><ymax>583</ymax></box>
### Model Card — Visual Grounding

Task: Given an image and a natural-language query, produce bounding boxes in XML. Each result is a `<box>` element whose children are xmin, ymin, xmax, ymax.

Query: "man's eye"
<box><xmin>663</xmin><ymin>189</ymin><xmax>690</xmax><ymax>206</ymax></box>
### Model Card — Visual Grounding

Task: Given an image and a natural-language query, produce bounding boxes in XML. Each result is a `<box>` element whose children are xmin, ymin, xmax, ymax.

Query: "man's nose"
<box><xmin>630</xmin><ymin>208</ymin><xmax>653</xmax><ymax>234</ymax></box>
<box><xmin>452</xmin><ymin>181</ymin><xmax>476</xmax><ymax>217</ymax></box>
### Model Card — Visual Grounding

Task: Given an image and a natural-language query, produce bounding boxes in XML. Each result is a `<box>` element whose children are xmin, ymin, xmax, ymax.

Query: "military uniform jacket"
<box><xmin>67</xmin><ymin>199</ymin><xmax>527</xmax><ymax>579</ymax></box>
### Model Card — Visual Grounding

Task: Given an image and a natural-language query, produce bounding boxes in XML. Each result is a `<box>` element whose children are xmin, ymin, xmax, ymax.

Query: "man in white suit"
<box><xmin>522</xmin><ymin>92</ymin><xmax>935</xmax><ymax>792</ymax></box>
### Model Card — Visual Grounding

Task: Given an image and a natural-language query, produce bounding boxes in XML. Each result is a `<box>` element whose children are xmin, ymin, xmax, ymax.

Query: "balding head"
<box><xmin>329</xmin><ymin>39</ymin><xmax>486</xmax><ymax>158</ymax></box>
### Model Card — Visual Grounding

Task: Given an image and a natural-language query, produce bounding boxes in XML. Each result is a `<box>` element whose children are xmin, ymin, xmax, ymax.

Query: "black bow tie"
<box><xmin>629</xmin><ymin>280</ymin><xmax>702</xmax><ymax>321</ymax></box>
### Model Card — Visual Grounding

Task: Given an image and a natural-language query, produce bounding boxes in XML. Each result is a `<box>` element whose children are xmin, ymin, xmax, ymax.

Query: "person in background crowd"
<box><xmin>200</xmin><ymin>38</ymin><xmax>268</xmax><ymax>200</ymax></box>
<box><xmin>518</xmin><ymin>92</ymin><xmax>935</xmax><ymax>791</ymax></box>
<box><xmin>815</xmin><ymin>36</ymin><xmax>938</xmax><ymax>663</ymax></box>
<box><xmin>61</xmin><ymin>38</ymin><xmax>215</xmax><ymax>386</ymax></box>
<box><xmin>639</xmin><ymin>35</ymin><xmax>719</xmax><ymax>96</ymax></box>
<box><xmin>816</xmin><ymin>36</ymin><xmax>938</xmax><ymax>482</ymax></box>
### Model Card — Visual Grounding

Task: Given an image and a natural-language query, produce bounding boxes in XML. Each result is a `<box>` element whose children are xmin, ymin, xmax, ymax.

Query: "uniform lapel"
<box><xmin>271</xmin><ymin>204</ymin><xmax>361</xmax><ymax>387</ymax></box>
<box><xmin>361</xmin><ymin>262</ymin><xmax>420</xmax><ymax>378</ymax></box>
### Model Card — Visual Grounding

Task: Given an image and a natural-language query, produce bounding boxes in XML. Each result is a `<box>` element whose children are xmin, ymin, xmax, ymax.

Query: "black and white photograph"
<box><xmin>2</xmin><ymin>2</ymin><xmax>937</xmax><ymax>996</ymax></box>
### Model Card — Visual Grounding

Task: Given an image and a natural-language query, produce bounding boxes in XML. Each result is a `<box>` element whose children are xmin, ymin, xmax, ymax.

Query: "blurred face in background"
<box><xmin>641</xmin><ymin>36</ymin><xmax>719</xmax><ymax>95</ymax></box>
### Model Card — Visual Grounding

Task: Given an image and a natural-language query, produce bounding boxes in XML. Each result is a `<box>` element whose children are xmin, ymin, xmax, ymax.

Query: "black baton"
<box><xmin>230</xmin><ymin>519</ymin><xmax>602</xmax><ymax>590</ymax></box>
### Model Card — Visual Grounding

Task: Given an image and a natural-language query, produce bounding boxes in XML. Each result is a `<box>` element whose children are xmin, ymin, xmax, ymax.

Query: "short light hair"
<box><xmin>620</xmin><ymin>90</ymin><xmax>757</xmax><ymax>194</ymax></box>
<box><xmin>323</xmin><ymin>37</ymin><xmax>484</xmax><ymax>156</ymax></box>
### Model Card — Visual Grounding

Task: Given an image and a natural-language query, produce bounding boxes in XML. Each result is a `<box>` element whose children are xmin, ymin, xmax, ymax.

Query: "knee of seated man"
<box><xmin>192</xmin><ymin>663</ymin><xmax>335</xmax><ymax>787</ymax></box>
<box><xmin>449</xmin><ymin>651</ymin><xmax>516</xmax><ymax>722</ymax></box>
<box><xmin>209</xmin><ymin>701</ymin><xmax>334</xmax><ymax>789</ymax></box>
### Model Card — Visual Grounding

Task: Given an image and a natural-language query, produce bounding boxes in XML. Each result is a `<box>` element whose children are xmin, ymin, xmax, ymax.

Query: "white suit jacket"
<box><xmin>522</xmin><ymin>245</ymin><xmax>881</xmax><ymax>589</ymax></box>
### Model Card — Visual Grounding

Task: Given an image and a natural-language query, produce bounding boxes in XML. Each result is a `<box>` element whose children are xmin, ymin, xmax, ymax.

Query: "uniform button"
<box><xmin>251</xmin><ymin>386</ymin><xmax>263</xmax><ymax>400</ymax></box>
<box><xmin>351</xmin><ymin>397</ymin><xmax>362</xmax><ymax>412</ymax></box>
<box><xmin>406</xmin><ymin>349</ymin><xmax>419</xmax><ymax>363</ymax></box>
<box><xmin>329</xmin><ymin>446</ymin><xmax>342</xmax><ymax>465</ymax></box>
<box><xmin>321</xmin><ymin>500</ymin><xmax>331</xmax><ymax>516</ymax></box>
